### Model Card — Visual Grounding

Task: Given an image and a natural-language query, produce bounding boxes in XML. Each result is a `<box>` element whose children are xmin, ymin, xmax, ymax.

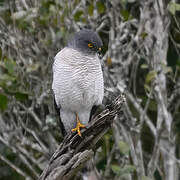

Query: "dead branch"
<box><xmin>38</xmin><ymin>94</ymin><xmax>126</xmax><ymax>180</ymax></box>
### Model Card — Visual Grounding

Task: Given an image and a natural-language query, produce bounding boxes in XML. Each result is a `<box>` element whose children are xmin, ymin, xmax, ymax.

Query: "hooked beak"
<box><xmin>97</xmin><ymin>47</ymin><xmax>103</xmax><ymax>58</ymax></box>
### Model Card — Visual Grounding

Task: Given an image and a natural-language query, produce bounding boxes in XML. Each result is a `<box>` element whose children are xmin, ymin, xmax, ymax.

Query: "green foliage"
<box><xmin>167</xmin><ymin>2</ymin><xmax>180</xmax><ymax>15</ymax></box>
<box><xmin>14</xmin><ymin>92</ymin><xmax>28</xmax><ymax>101</ymax></box>
<box><xmin>140</xmin><ymin>32</ymin><xmax>148</xmax><ymax>40</ymax></box>
<box><xmin>141</xmin><ymin>64</ymin><xmax>148</xmax><ymax>69</ymax></box>
<box><xmin>118</xmin><ymin>140</ymin><xmax>130</xmax><ymax>155</ymax></box>
<box><xmin>0</xmin><ymin>47</ymin><xmax>2</xmax><ymax>59</ymax></box>
<box><xmin>142</xmin><ymin>176</ymin><xmax>153</xmax><ymax>180</ymax></box>
<box><xmin>74</xmin><ymin>11</ymin><xmax>83</xmax><ymax>21</ymax></box>
<box><xmin>144</xmin><ymin>84</ymin><xmax>151</xmax><ymax>92</ymax></box>
<box><xmin>11</xmin><ymin>8</ymin><xmax>37</xmax><ymax>31</ymax></box>
<box><xmin>0</xmin><ymin>58</ymin><xmax>18</xmax><ymax>90</ymax></box>
<box><xmin>144</xmin><ymin>69</ymin><xmax>157</xmax><ymax>92</ymax></box>
<box><xmin>162</xmin><ymin>64</ymin><xmax>173</xmax><ymax>74</ymax></box>
<box><xmin>145</xmin><ymin>70</ymin><xmax>157</xmax><ymax>84</ymax></box>
<box><xmin>111</xmin><ymin>164</ymin><xmax>136</xmax><ymax>177</ymax></box>
<box><xmin>148</xmin><ymin>100</ymin><xmax>157</xmax><ymax>112</ymax></box>
<box><xmin>4</xmin><ymin>58</ymin><xmax>16</xmax><ymax>75</ymax></box>
<box><xmin>11</xmin><ymin>10</ymin><xmax>29</xmax><ymax>20</ymax></box>
<box><xmin>96</xmin><ymin>2</ymin><xmax>105</xmax><ymax>14</ymax></box>
<box><xmin>88</xmin><ymin>3</ymin><xmax>94</xmax><ymax>16</ymax></box>
<box><xmin>0</xmin><ymin>58</ymin><xmax>29</xmax><ymax>110</ymax></box>
<box><xmin>120</xmin><ymin>10</ymin><xmax>132</xmax><ymax>21</ymax></box>
<box><xmin>0</xmin><ymin>93</ymin><xmax>7</xmax><ymax>111</ymax></box>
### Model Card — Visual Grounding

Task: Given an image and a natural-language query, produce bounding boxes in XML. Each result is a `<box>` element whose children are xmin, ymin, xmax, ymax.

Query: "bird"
<box><xmin>52</xmin><ymin>29</ymin><xmax>104</xmax><ymax>137</ymax></box>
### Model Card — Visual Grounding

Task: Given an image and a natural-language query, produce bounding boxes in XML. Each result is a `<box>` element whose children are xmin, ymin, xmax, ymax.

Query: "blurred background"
<box><xmin>0</xmin><ymin>0</ymin><xmax>180</xmax><ymax>179</ymax></box>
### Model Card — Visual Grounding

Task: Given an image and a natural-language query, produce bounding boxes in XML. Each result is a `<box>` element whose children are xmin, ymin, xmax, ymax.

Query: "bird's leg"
<box><xmin>71</xmin><ymin>113</ymin><xmax>86</xmax><ymax>136</ymax></box>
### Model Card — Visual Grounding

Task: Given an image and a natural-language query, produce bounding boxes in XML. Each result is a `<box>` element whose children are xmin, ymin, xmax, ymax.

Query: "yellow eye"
<box><xmin>88</xmin><ymin>43</ymin><xmax>93</xmax><ymax>48</ymax></box>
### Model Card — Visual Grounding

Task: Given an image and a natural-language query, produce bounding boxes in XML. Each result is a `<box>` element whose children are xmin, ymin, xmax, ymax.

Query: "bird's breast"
<box><xmin>66</xmin><ymin>64</ymin><xmax>102</xmax><ymax>109</ymax></box>
<box><xmin>52</xmin><ymin>48</ymin><xmax>104</xmax><ymax>111</ymax></box>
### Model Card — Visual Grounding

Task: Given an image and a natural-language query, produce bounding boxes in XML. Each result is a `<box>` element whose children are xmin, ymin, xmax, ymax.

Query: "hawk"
<box><xmin>52</xmin><ymin>29</ymin><xmax>104</xmax><ymax>136</ymax></box>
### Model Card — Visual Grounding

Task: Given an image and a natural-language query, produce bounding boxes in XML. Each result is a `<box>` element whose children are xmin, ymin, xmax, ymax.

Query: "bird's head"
<box><xmin>67</xmin><ymin>29</ymin><xmax>103</xmax><ymax>56</ymax></box>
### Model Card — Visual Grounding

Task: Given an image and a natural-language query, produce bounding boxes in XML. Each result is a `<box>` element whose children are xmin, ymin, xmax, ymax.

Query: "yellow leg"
<box><xmin>71</xmin><ymin>113</ymin><xmax>86</xmax><ymax>136</ymax></box>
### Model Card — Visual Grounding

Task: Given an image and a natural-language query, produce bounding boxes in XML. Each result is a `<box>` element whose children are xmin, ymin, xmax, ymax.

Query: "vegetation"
<box><xmin>0</xmin><ymin>0</ymin><xmax>180</xmax><ymax>179</ymax></box>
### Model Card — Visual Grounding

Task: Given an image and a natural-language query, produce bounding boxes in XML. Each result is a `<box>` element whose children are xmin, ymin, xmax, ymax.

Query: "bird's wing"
<box><xmin>53</xmin><ymin>95</ymin><xmax>67</xmax><ymax>136</ymax></box>
<box><xmin>52</xmin><ymin>53</ymin><xmax>67</xmax><ymax>137</ymax></box>
<box><xmin>89</xmin><ymin>105</ymin><xmax>98</xmax><ymax>122</ymax></box>
<box><xmin>52</xmin><ymin>54</ymin><xmax>67</xmax><ymax>136</ymax></box>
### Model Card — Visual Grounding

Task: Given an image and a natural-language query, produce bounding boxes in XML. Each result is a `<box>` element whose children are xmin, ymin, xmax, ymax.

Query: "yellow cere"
<box><xmin>88</xmin><ymin>43</ymin><xmax>93</xmax><ymax>48</ymax></box>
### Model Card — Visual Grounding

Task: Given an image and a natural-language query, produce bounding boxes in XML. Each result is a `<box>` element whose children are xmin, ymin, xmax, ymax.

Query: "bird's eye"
<box><xmin>88</xmin><ymin>43</ymin><xmax>93</xmax><ymax>48</ymax></box>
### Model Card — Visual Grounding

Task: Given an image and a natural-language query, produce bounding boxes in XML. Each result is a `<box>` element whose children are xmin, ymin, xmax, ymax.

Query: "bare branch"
<box><xmin>39</xmin><ymin>94</ymin><xmax>126</xmax><ymax>180</ymax></box>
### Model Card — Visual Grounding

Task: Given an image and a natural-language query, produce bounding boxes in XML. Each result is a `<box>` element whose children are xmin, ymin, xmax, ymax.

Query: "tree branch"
<box><xmin>39</xmin><ymin>94</ymin><xmax>125</xmax><ymax>180</ymax></box>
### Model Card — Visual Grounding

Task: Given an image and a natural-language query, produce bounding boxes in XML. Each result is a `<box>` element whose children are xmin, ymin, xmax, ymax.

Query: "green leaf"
<box><xmin>111</xmin><ymin>164</ymin><xmax>136</xmax><ymax>177</ymax></box>
<box><xmin>0</xmin><ymin>74</ymin><xmax>16</xmax><ymax>83</ymax></box>
<box><xmin>118</xmin><ymin>140</ymin><xmax>130</xmax><ymax>155</ymax></box>
<box><xmin>167</xmin><ymin>2</ymin><xmax>180</xmax><ymax>15</ymax></box>
<box><xmin>15</xmin><ymin>92</ymin><xmax>28</xmax><ymax>101</ymax></box>
<box><xmin>63</xmin><ymin>6</ymin><xmax>69</xmax><ymax>17</ymax></box>
<box><xmin>161</xmin><ymin>64</ymin><xmax>173</xmax><ymax>74</ymax></box>
<box><xmin>177</xmin><ymin>58</ymin><xmax>180</xmax><ymax>67</ymax></box>
<box><xmin>96</xmin><ymin>2</ymin><xmax>105</xmax><ymax>14</ymax></box>
<box><xmin>148</xmin><ymin>100</ymin><xmax>157</xmax><ymax>111</ymax></box>
<box><xmin>49</xmin><ymin>5</ymin><xmax>56</xmax><ymax>13</ymax></box>
<box><xmin>120</xmin><ymin>0</ymin><xmax>128</xmax><ymax>5</ymax></box>
<box><xmin>27</xmin><ymin>63</ymin><xmax>39</xmax><ymax>73</ymax></box>
<box><xmin>4</xmin><ymin>58</ymin><xmax>16</xmax><ymax>75</ymax></box>
<box><xmin>88</xmin><ymin>3</ymin><xmax>94</xmax><ymax>16</ymax></box>
<box><xmin>0</xmin><ymin>47</ymin><xmax>2</xmax><ymax>59</ymax></box>
<box><xmin>111</xmin><ymin>165</ymin><xmax>121</xmax><ymax>174</ymax></box>
<box><xmin>140</xmin><ymin>64</ymin><xmax>148</xmax><ymax>69</ymax></box>
<box><xmin>120</xmin><ymin>9</ymin><xmax>134</xmax><ymax>21</ymax></box>
<box><xmin>0</xmin><ymin>94</ymin><xmax>8</xmax><ymax>111</ymax></box>
<box><xmin>23</xmin><ymin>8</ymin><xmax>37</xmax><ymax>22</ymax></box>
<box><xmin>164</xmin><ymin>66</ymin><xmax>172</xmax><ymax>74</ymax></box>
<box><xmin>140</xmin><ymin>32</ymin><xmax>148</xmax><ymax>40</ymax></box>
<box><xmin>145</xmin><ymin>70</ymin><xmax>157</xmax><ymax>84</ymax></box>
<box><xmin>144</xmin><ymin>84</ymin><xmax>151</xmax><ymax>92</ymax></box>
<box><xmin>121</xmin><ymin>165</ymin><xmax>136</xmax><ymax>175</ymax></box>
<box><xmin>142</xmin><ymin>176</ymin><xmax>152</xmax><ymax>180</ymax></box>
<box><xmin>74</xmin><ymin>10</ymin><xmax>83</xmax><ymax>21</ymax></box>
<box><xmin>11</xmin><ymin>10</ymin><xmax>27</xmax><ymax>20</ymax></box>
<box><xmin>120</xmin><ymin>10</ymin><xmax>130</xmax><ymax>21</ymax></box>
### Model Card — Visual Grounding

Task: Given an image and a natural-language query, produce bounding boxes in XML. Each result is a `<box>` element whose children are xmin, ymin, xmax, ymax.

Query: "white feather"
<box><xmin>52</xmin><ymin>47</ymin><xmax>104</xmax><ymax>133</ymax></box>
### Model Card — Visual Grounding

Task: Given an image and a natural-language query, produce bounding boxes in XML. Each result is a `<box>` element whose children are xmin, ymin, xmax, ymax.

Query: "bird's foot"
<box><xmin>71</xmin><ymin>118</ymin><xmax>85</xmax><ymax>137</ymax></box>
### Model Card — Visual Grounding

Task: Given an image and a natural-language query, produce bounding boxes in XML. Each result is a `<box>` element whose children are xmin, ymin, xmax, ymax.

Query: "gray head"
<box><xmin>67</xmin><ymin>29</ymin><xmax>103</xmax><ymax>55</ymax></box>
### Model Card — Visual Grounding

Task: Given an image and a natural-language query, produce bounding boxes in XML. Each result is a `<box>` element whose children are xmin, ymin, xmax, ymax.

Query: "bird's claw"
<box><xmin>71</xmin><ymin>120</ymin><xmax>85</xmax><ymax>137</ymax></box>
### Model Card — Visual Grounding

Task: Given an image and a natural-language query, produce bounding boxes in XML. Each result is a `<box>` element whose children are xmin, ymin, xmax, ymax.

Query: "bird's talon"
<box><xmin>71</xmin><ymin>127</ymin><xmax>83</xmax><ymax>136</ymax></box>
<box><xmin>77</xmin><ymin>129</ymin><xmax>82</xmax><ymax>137</ymax></box>
<box><xmin>71</xmin><ymin>116</ymin><xmax>86</xmax><ymax>136</ymax></box>
<box><xmin>71</xmin><ymin>128</ymin><xmax>77</xmax><ymax>132</ymax></box>
<box><xmin>78</xmin><ymin>122</ymin><xmax>85</xmax><ymax>128</ymax></box>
